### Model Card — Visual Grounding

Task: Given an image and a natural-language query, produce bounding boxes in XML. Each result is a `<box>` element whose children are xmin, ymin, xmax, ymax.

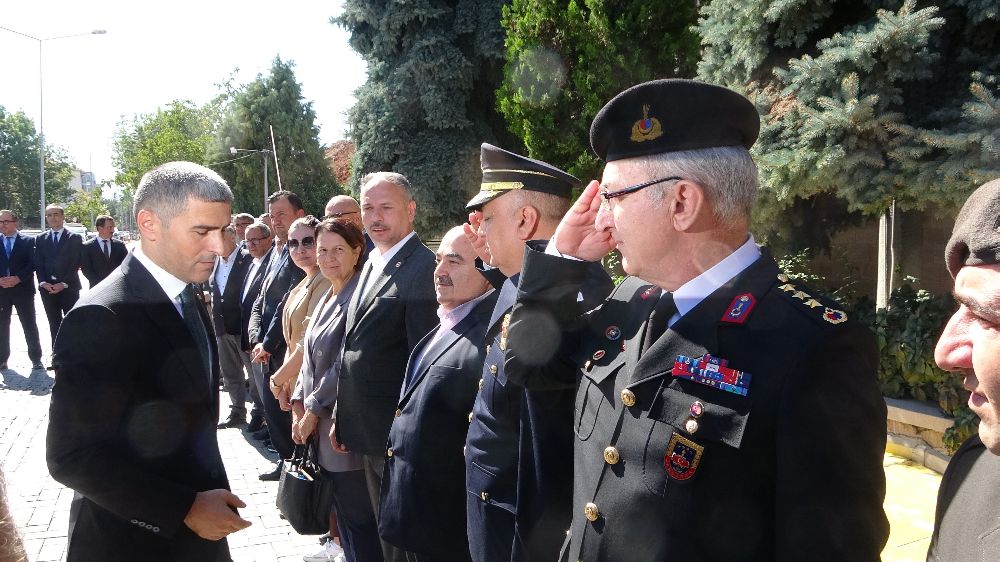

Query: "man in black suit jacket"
<box><xmin>248</xmin><ymin>191</ymin><xmax>305</xmax><ymax>477</ymax></box>
<box><xmin>335</xmin><ymin>172</ymin><xmax>438</xmax><ymax>562</ymax></box>
<box><xmin>238</xmin><ymin>222</ymin><xmax>273</xmax><ymax>432</ymax></box>
<box><xmin>0</xmin><ymin>210</ymin><xmax>43</xmax><ymax>370</ymax></box>
<box><xmin>80</xmin><ymin>214</ymin><xmax>128</xmax><ymax>287</ymax></box>
<box><xmin>33</xmin><ymin>204</ymin><xmax>83</xmax><ymax>341</ymax></box>
<box><xmin>208</xmin><ymin>226</ymin><xmax>254</xmax><ymax>428</ymax></box>
<box><xmin>379</xmin><ymin>226</ymin><xmax>498</xmax><ymax>561</ymax></box>
<box><xmin>928</xmin><ymin>178</ymin><xmax>1000</xmax><ymax>561</ymax></box>
<box><xmin>46</xmin><ymin>161</ymin><xmax>251</xmax><ymax>561</ymax></box>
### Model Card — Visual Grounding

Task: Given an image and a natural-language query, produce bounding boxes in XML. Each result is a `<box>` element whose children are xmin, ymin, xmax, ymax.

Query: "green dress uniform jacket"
<box><xmin>505</xmin><ymin>246</ymin><xmax>889</xmax><ymax>561</ymax></box>
<box><xmin>927</xmin><ymin>435</ymin><xmax>1000</xmax><ymax>561</ymax></box>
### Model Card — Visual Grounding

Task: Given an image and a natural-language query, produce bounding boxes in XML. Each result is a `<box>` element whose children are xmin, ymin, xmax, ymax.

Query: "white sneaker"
<box><xmin>303</xmin><ymin>540</ymin><xmax>345</xmax><ymax>562</ymax></box>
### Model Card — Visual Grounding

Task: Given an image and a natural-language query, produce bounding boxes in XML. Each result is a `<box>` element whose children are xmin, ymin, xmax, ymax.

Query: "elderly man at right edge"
<box><xmin>504</xmin><ymin>79</ymin><xmax>888</xmax><ymax>561</ymax></box>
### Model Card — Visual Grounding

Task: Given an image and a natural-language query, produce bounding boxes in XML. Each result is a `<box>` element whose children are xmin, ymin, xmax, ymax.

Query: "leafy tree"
<box><xmin>697</xmin><ymin>0</ymin><xmax>999</xmax><ymax>249</ymax></box>
<box><xmin>0</xmin><ymin>105</ymin><xmax>75</xmax><ymax>226</ymax></box>
<box><xmin>111</xmin><ymin>100</ymin><xmax>213</xmax><ymax>199</ymax></box>
<box><xmin>497</xmin><ymin>0</ymin><xmax>700</xmax><ymax>180</ymax></box>
<box><xmin>335</xmin><ymin>0</ymin><xmax>517</xmax><ymax>237</ymax></box>
<box><xmin>64</xmin><ymin>187</ymin><xmax>111</xmax><ymax>229</ymax></box>
<box><xmin>208</xmin><ymin>57</ymin><xmax>338</xmax><ymax>216</ymax></box>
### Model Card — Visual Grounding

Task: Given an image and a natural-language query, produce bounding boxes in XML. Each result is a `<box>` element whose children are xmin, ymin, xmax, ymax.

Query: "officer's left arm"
<box><xmin>774</xmin><ymin>322</ymin><xmax>889</xmax><ymax>559</ymax></box>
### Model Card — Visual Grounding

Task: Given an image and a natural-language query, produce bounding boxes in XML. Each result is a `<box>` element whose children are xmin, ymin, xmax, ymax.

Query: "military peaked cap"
<box><xmin>946</xmin><ymin>178</ymin><xmax>1000</xmax><ymax>277</ymax></box>
<box><xmin>590</xmin><ymin>79</ymin><xmax>760</xmax><ymax>162</ymax></box>
<box><xmin>466</xmin><ymin>143</ymin><xmax>580</xmax><ymax>210</ymax></box>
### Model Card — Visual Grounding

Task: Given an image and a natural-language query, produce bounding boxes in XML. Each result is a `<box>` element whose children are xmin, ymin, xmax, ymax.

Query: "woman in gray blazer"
<box><xmin>291</xmin><ymin>218</ymin><xmax>381</xmax><ymax>562</ymax></box>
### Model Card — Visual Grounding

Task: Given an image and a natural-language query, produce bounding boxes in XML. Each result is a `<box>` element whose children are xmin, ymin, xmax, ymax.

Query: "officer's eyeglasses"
<box><xmin>599</xmin><ymin>176</ymin><xmax>683</xmax><ymax>210</ymax></box>
<box><xmin>287</xmin><ymin>236</ymin><xmax>316</xmax><ymax>251</ymax></box>
<box><xmin>324</xmin><ymin>211</ymin><xmax>359</xmax><ymax>219</ymax></box>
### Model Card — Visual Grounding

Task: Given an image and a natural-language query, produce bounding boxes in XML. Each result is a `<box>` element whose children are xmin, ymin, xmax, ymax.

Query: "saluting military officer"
<box><xmin>504</xmin><ymin>79</ymin><xmax>889</xmax><ymax>561</ymax></box>
<box><xmin>463</xmin><ymin>144</ymin><xmax>612</xmax><ymax>562</ymax></box>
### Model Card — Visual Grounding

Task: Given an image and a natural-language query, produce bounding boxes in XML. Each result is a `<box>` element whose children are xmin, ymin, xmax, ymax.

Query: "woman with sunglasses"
<box><xmin>291</xmin><ymin>218</ymin><xmax>382</xmax><ymax>562</ymax></box>
<box><xmin>269</xmin><ymin>215</ymin><xmax>330</xmax><ymax>410</ymax></box>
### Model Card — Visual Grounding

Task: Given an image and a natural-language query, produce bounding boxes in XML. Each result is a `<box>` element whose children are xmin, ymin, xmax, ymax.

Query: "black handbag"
<box><xmin>275</xmin><ymin>437</ymin><xmax>336</xmax><ymax>535</ymax></box>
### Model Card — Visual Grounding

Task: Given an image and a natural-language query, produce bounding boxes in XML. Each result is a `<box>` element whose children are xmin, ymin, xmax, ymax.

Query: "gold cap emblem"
<box><xmin>630</xmin><ymin>104</ymin><xmax>663</xmax><ymax>143</ymax></box>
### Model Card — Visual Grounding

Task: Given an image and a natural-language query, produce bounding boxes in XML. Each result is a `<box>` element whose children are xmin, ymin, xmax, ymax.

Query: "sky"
<box><xmin>0</xmin><ymin>1</ymin><xmax>367</xmax><ymax>187</ymax></box>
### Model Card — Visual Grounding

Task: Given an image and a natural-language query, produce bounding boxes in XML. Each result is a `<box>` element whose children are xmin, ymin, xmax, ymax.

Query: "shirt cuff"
<box><xmin>543</xmin><ymin>241</ymin><xmax>584</xmax><ymax>261</ymax></box>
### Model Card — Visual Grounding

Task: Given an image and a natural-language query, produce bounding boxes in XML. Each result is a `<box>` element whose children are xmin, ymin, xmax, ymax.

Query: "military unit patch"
<box><xmin>720</xmin><ymin>293</ymin><xmax>756</xmax><ymax>324</ymax></box>
<box><xmin>664</xmin><ymin>433</ymin><xmax>703</xmax><ymax>481</ymax></box>
<box><xmin>672</xmin><ymin>354</ymin><xmax>752</xmax><ymax>396</ymax></box>
<box><xmin>775</xmin><ymin>274</ymin><xmax>849</xmax><ymax>325</ymax></box>
<box><xmin>641</xmin><ymin>286</ymin><xmax>659</xmax><ymax>300</ymax></box>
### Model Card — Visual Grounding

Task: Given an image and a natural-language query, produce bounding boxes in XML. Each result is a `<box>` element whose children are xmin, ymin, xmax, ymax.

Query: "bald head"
<box><xmin>325</xmin><ymin>195</ymin><xmax>363</xmax><ymax>230</ymax></box>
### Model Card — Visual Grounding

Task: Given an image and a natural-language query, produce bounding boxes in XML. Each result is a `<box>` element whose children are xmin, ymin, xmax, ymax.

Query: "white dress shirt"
<box><xmin>214</xmin><ymin>245</ymin><xmax>241</xmax><ymax>295</ymax></box>
<box><xmin>358</xmin><ymin>230</ymin><xmax>416</xmax><ymax>300</ymax></box>
<box><xmin>133</xmin><ymin>248</ymin><xmax>190</xmax><ymax>318</ymax></box>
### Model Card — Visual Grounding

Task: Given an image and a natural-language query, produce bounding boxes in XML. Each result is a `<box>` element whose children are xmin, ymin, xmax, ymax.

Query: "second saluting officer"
<box><xmin>504</xmin><ymin>79</ymin><xmax>889</xmax><ymax>560</ymax></box>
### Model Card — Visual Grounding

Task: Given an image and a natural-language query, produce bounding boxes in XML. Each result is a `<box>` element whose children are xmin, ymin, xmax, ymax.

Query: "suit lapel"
<box><xmin>348</xmin><ymin>235</ymin><xmax>423</xmax><ymax>332</ymax></box>
<box><xmin>488</xmin><ymin>277</ymin><xmax>518</xmax><ymax>330</ymax></box>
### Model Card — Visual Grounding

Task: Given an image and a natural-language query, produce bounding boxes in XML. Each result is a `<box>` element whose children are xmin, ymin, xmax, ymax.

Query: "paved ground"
<box><xmin>2</xmin><ymin>286</ymin><xmax>941</xmax><ymax>561</ymax></box>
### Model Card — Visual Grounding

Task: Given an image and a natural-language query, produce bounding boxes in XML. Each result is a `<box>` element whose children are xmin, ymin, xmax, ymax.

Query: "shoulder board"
<box><xmin>773</xmin><ymin>273</ymin><xmax>849</xmax><ymax>326</ymax></box>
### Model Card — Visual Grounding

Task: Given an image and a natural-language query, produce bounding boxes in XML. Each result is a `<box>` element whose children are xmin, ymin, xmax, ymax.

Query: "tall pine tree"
<box><xmin>698</xmin><ymin>0</ymin><xmax>999</xmax><ymax>248</ymax></box>
<box><xmin>497</xmin><ymin>0</ymin><xmax>700</xmax><ymax>181</ymax></box>
<box><xmin>210</xmin><ymin>57</ymin><xmax>339</xmax><ymax>216</ymax></box>
<box><xmin>334</xmin><ymin>0</ymin><xmax>515</xmax><ymax>236</ymax></box>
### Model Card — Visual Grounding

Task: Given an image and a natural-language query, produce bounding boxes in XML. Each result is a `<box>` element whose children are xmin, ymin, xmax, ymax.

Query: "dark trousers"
<box><xmin>217</xmin><ymin>333</ymin><xmax>248</xmax><ymax>413</ymax></box>
<box><xmin>252</xmin><ymin>360</ymin><xmax>293</xmax><ymax>458</ymax></box>
<box><xmin>40</xmin><ymin>287</ymin><xmax>79</xmax><ymax>342</ymax></box>
<box><xmin>362</xmin><ymin>454</ymin><xmax>407</xmax><ymax>562</ymax></box>
<box><xmin>241</xmin><ymin>349</ymin><xmax>265</xmax><ymax>417</ymax></box>
<box><xmin>0</xmin><ymin>289</ymin><xmax>42</xmax><ymax>364</ymax></box>
<box><xmin>322</xmin><ymin>468</ymin><xmax>384</xmax><ymax>562</ymax></box>
<box><xmin>466</xmin><ymin>498</ymin><xmax>515</xmax><ymax>562</ymax></box>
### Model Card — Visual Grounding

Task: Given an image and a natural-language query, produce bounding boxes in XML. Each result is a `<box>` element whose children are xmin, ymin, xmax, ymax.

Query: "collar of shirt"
<box><xmin>51</xmin><ymin>228</ymin><xmax>64</xmax><ymax>236</ymax></box>
<box><xmin>134</xmin><ymin>247</ymin><xmax>189</xmax><ymax>316</ymax></box>
<box><xmin>97</xmin><ymin>235</ymin><xmax>113</xmax><ymax>242</ymax></box>
<box><xmin>221</xmin><ymin>244</ymin><xmax>240</xmax><ymax>264</ymax></box>
<box><xmin>436</xmin><ymin>288</ymin><xmax>495</xmax><ymax>332</ymax></box>
<box><xmin>368</xmin><ymin>231</ymin><xmax>416</xmax><ymax>272</ymax></box>
<box><xmin>670</xmin><ymin>234</ymin><xmax>761</xmax><ymax>324</ymax></box>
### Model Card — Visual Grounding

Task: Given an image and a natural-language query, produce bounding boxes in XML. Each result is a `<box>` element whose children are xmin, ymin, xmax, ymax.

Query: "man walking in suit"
<box><xmin>239</xmin><ymin>222</ymin><xmax>274</xmax><ymax>434</ymax></box>
<box><xmin>505</xmin><ymin>80</ymin><xmax>887</xmax><ymax>560</ymax></box>
<box><xmin>0</xmin><ymin>210</ymin><xmax>43</xmax><ymax>371</ymax></box>
<box><xmin>46</xmin><ymin>161</ymin><xmax>251</xmax><ymax>561</ymax></box>
<box><xmin>462</xmin><ymin>144</ymin><xmax>612</xmax><ymax>562</ymax></box>
<box><xmin>209</xmin><ymin>225</ymin><xmax>254</xmax><ymax>428</ymax></box>
<box><xmin>379</xmin><ymin>226</ymin><xmax>498</xmax><ymax>561</ymax></box>
<box><xmin>33</xmin><ymin>204</ymin><xmax>83</xmax><ymax>341</ymax></box>
<box><xmin>335</xmin><ymin>172</ymin><xmax>438</xmax><ymax>562</ymax></box>
<box><xmin>928</xmin><ymin>178</ymin><xmax>1000</xmax><ymax>561</ymax></box>
<box><xmin>80</xmin><ymin>214</ymin><xmax>127</xmax><ymax>287</ymax></box>
<box><xmin>249</xmin><ymin>191</ymin><xmax>306</xmax><ymax>480</ymax></box>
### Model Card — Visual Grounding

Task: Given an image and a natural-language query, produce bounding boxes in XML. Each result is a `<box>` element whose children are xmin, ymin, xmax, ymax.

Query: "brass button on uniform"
<box><xmin>468</xmin><ymin>412</ymin><xmax>474</xmax><ymax>423</ymax></box>
<box><xmin>685</xmin><ymin>419</ymin><xmax>699</xmax><ymax>434</ymax></box>
<box><xmin>603</xmin><ymin>446</ymin><xmax>620</xmax><ymax>465</ymax></box>
<box><xmin>394</xmin><ymin>409</ymin><xmax>402</xmax><ymax>417</ymax></box>
<box><xmin>584</xmin><ymin>502</ymin><xmax>600</xmax><ymax>522</ymax></box>
<box><xmin>386</xmin><ymin>448</ymin><xmax>394</xmax><ymax>458</ymax></box>
<box><xmin>489</xmin><ymin>364</ymin><xmax>498</xmax><ymax>374</ymax></box>
<box><xmin>478</xmin><ymin>378</ymin><xmax>485</xmax><ymax>390</ymax></box>
<box><xmin>620</xmin><ymin>389</ymin><xmax>636</xmax><ymax>407</ymax></box>
<box><xmin>486</xmin><ymin>345</ymin><xmax>491</xmax><ymax>354</ymax></box>
<box><xmin>481</xmin><ymin>491</ymin><xmax>490</xmax><ymax>501</ymax></box>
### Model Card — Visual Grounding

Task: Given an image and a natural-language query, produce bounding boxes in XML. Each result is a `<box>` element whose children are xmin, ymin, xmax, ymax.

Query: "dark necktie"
<box><xmin>103</xmin><ymin>240</ymin><xmax>111</xmax><ymax>259</ymax></box>
<box><xmin>179</xmin><ymin>285</ymin><xmax>212</xmax><ymax>381</ymax></box>
<box><xmin>642</xmin><ymin>291</ymin><xmax>677</xmax><ymax>354</ymax></box>
<box><xmin>52</xmin><ymin>232</ymin><xmax>60</xmax><ymax>247</ymax></box>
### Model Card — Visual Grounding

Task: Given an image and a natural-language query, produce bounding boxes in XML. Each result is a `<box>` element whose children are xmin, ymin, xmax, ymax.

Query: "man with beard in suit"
<box><xmin>46</xmin><ymin>161</ymin><xmax>251</xmax><ymax>561</ymax></box>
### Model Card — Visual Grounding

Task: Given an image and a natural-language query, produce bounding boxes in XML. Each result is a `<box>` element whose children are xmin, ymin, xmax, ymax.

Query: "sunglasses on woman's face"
<box><xmin>287</xmin><ymin>236</ymin><xmax>316</xmax><ymax>251</ymax></box>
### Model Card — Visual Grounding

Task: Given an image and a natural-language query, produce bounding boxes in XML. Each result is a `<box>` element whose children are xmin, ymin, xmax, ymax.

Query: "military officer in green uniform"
<box><xmin>504</xmin><ymin>79</ymin><xmax>889</xmax><ymax>561</ymax></box>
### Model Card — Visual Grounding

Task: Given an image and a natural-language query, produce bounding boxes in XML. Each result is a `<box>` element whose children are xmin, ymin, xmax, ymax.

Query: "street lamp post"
<box><xmin>0</xmin><ymin>26</ymin><xmax>106</xmax><ymax>228</ymax></box>
<box><xmin>230</xmin><ymin>147</ymin><xmax>272</xmax><ymax>211</ymax></box>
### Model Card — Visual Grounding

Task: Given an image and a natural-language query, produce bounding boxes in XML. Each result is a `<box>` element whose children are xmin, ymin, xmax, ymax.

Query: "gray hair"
<box><xmin>133</xmin><ymin>161</ymin><xmax>233</xmax><ymax>225</ymax></box>
<box><xmin>223</xmin><ymin>225</ymin><xmax>236</xmax><ymax>238</ymax></box>
<box><xmin>361</xmin><ymin>172</ymin><xmax>413</xmax><ymax>201</ymax></box>
<box><xmin>625</xmin><ymin>146</ymin><xmax>758</xmax><ymax>223</ymax></box>
<box><xmin>246</xmin><ymin>221</ymin><xmax>272</xmax><ymax>237</ymax></box>
<box><xmin>505</xmin><ymin>190</ymin><xmax>570</xmax><ymax>224</ymax></box>
<box><xmin>0</xmin><ymin>209</ymin><xmax>16</xmax><ymax>220</ymax></box>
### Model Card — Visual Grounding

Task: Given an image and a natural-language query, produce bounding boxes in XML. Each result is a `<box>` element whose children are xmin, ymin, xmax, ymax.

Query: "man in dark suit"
<box><xmin>504</xmin><ymin>80</ymin><xmax>888</xmax><ymax>561</ymax></box>
<box><xmin>0</xmin><ymin>209</ymin><xmax>43</xmax><ymax>371</ymax></box>
<box><xmin>928</xmin><ymin>178</ymin><xmax>1000</xmax><ymax>561</ymax></box>
<box><xmin>335</xmin><ymin>172</ymin><xmax>438</xmax><ymax>562</ymax></box>
<box><xmin>33</xmin><ymin>204</ymin><xmax>83</xmax><ymax>341</ymax></box>
<box><xmin>46</xmin><ymin>161</ymin><xmax>251</xmax><ymax>561</ymax></box>
<box><xmin>209</xmin><ymin>225</ymin><xmax>254</xmax><ymax>428</ymax></box>
<box><xmin>239</xmin><ymin>222</ymin><xmax>273</xmax><ymax>433</ymax></box>
<box><xmin>248</xmin><ymin>190</ymin><xmax>306</xmax><ymax>479</ymax></box>
<box><xmin>463</xmin><ymin>144</ymin><xmax>612</xmax><ymax>562</ymax></box>
<box><xmin>379</xmin><ymin>226</ymin><xmax>498</xmax><ymax>561</ymax></box>
<box><xmin>80</xmin><ymin>214</ymin><xmax>128</xmax><ymax>287</ymax></box>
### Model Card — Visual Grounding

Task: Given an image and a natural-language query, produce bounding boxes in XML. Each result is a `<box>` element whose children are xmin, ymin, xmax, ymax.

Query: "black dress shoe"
<box><xmin>216</xmin><ymin>410</ymin><xmax>248</xmax><ymax>429</ymax></box>
<box><xmin>259</xmin><ymin>463</ymin><xmax>282</xmax><ymax>481</ymax></box>
<box><xmin>251</xmin><ymin>427</ymin><xmax>270</xmax><ymax>440</ymax></box>
<box><xmin>247</xmin><ymin>414</ymin><xmax>265</xmax><ymax>433</ymax></box>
